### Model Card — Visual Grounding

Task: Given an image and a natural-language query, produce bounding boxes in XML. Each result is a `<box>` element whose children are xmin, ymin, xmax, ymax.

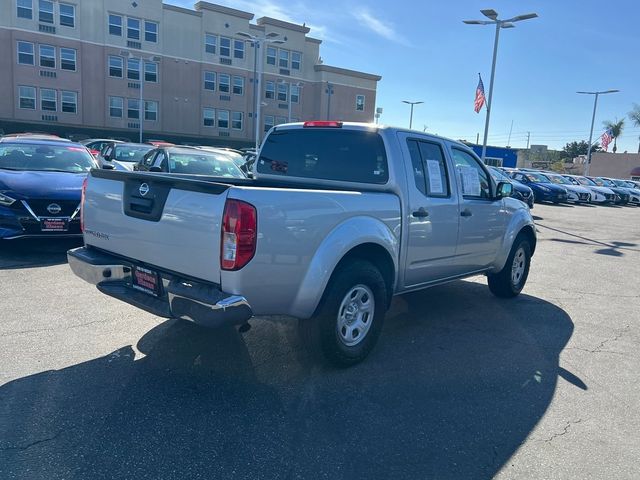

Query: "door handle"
<box><xmin>460</xmin><ymin>209</ymin><xmax>473</xmax><ymax>217</ymax></box>
<box><xmin>412</xmin><ymin>208</ymin><xmax>429</xmax><ymax>218</ymax></box>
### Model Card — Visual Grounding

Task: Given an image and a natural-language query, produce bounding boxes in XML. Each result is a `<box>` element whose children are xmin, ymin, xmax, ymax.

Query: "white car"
<box><xmin>562</xmin><ymin>174</ymin><xmax>616</xmax><ymax>204</ymax></box>
<box><xmin>544</xmin><ymin>173</ymin><xmax>591</xmax><ymax>203</ymax></box>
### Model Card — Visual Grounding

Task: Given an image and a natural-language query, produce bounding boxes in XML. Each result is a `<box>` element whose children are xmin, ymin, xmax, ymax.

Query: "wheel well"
<box><xmin>519</xmin><ymin>225</ymin><xmax>537</xmax><ymax>256</ymax></box>
<box><xmin>333</xmin><ymin>243</ymin><xmax>396</xmax><ymax>303</ymax></box>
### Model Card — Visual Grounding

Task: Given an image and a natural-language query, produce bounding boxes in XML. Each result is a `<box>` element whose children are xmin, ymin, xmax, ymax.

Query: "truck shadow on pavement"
<box><xmin>0</xmin><ymin>280</ymin><xmax>578</xmax><ymax>480</ymax></box>
<box><xmin>0</xmin><ymin>239</ymin><xmax>81</xmax><ymax>270</ymax></box>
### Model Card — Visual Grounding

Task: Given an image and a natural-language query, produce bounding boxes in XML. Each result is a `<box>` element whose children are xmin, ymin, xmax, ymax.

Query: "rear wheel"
<box><xmin>299</xmin><ymin>260</ymin><xmax>388</xmax><ymax>367</ymax></box>
<box><xmin>488</xmin><ymin>236</ymin><xmax>531</xmax><ymax>298</ymax></box>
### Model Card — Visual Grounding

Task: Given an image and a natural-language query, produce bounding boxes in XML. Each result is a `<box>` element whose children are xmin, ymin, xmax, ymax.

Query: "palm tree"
<box><xmin>603</xmin><ymin>118</ymin><xmax>625</xmax><ymax>153</ymax></box>
<box><xmin>628</xmin><ymin>104</ymin><xmax>640</xmax><ymax>153</ymax></box>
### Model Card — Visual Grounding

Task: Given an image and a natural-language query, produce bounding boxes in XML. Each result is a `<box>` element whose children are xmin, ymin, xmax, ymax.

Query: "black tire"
<box><xmin>299</xmin><ymin>260</ymin><xmax>388</xmax><ymax>367</ymax></box>
<box><xmin>487</xmin><ymin>236</ymin><xmax>531</xmax><ymax>298</ymax></box>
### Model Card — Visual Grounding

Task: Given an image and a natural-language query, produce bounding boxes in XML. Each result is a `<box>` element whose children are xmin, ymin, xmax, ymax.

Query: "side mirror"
<box><xmin>496</xmin><ymin>181</ymin><xmax>513</xmax><ymax>199</ymax></box>
<box><xmin>102</xmin><ymin>163</ymin><xmax>115</xmax><ymax>170</ymax></box>
<box><xmin>149</xmin><ymin>166</ymin><xmax>163</xmax><ymax>173</ymax></box>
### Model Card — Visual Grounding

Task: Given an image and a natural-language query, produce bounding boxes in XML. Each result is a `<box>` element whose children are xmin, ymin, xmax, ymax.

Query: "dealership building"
<box><xmin>0</xmin><ymin>0</ymin><xmax>381</xmax><ymax>146</ymax></box>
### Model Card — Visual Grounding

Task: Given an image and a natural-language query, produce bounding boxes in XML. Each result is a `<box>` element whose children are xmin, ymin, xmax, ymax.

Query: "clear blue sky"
<box><xmin>169</xmin><ymin>0</ymin><xmax>640</xmax><ymax>152</ymax></box>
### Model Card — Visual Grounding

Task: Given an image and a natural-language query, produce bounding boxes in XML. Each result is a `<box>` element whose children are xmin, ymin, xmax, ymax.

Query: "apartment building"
<box><xmin>0</xmin><ymin>0</ymin><xmax>381</xmax><ymax>146</ymax></box>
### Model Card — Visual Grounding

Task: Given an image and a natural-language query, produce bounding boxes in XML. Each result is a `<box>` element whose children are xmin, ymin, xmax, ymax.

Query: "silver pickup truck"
<box><xmin>68</xmin><ymin>122</ymin><xmax>536</xmax><ymax>366</ymax></box>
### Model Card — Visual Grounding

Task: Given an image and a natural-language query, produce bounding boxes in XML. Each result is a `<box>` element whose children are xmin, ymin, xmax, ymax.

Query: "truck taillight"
<box><xmin>221</xmin><ymin>199</ymin><xmax>257</xmax><ymax>271</ymax></box>
<box><xmin>80</xmin><ymin>177</ymin><xmax>88</xmax><ymax>232</ymax></box>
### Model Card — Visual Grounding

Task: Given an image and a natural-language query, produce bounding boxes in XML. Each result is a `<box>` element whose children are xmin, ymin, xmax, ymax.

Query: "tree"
<box><xmin>628</xmin><ymin>104</ymin><xmax>640</xmax><ymax>153</ymax></box>
<box><xmin>603</xmin><ymin>118</ymin><xmax>625</xmax><ymax>153</ymax></box>
<box><xmin>560</xmin><ymin>140</ymin><xmax>601</xmax><ymax>159</ymax></box>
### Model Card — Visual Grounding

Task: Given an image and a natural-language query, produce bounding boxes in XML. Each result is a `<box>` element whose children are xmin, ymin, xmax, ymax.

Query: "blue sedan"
<box><xmin>510</xmin><ymin>171</ymin><xmax>568</xmax><ymax>204</ymax></box>
<box><xmin>0</xmin><ymin>138</ymin><xmax>97</xmax><ymax>240</ymax></box>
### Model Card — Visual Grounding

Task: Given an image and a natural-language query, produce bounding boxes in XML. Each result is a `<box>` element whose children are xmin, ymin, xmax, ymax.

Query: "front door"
<box><xmin>399</xmin><ymin>133</ymin><xmax>461</xmax><ymax>287</ymax></box>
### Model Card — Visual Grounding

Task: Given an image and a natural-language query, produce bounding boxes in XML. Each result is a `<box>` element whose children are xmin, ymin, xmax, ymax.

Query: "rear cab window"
<box><xmin>257</xmin><ymin>127</ymin><xmax>388</xmax><ymax>184</ymax></box>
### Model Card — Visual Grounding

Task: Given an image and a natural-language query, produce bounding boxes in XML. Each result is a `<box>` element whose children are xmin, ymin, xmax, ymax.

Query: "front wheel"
<box><xmin>487</xmin><ymin>236</ymin><xmax>531</xmax><ymax>298</ymax></box>
<box><xmin>299</xmin><ymin>260</ymin><xmax>388</xmax><ymax>367</ymax></box>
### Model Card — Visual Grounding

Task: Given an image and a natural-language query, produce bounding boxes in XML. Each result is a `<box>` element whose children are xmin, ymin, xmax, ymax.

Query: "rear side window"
<box><xmin>406</xmin><ymin>139</ymin><xmax>449</xmax><ymax>197</ymax></box>
<box><xmin>257</xmin><ymin>128</ymin><xmax>388</xmax><ymax>184</ymax></box>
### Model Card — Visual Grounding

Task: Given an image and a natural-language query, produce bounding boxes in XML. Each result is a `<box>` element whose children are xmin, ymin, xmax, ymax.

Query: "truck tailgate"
<box><xmin>83</xmin><ymin>170</ymin><xmax>230</xmax><ymax>283</ymax></box>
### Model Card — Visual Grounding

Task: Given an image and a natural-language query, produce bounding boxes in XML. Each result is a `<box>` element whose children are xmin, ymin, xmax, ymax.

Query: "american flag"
<box><xmin>601</xmin><ymin>128</ymin><xmax>613</xmax><ymax>151</ymax></box>
<box><xmin>474</xmin><ymin>74</ymin><xmax>486</xmax><ymax>113</ymax></box>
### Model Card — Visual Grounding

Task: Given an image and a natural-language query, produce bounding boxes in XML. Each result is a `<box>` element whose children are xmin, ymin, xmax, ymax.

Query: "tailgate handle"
<box><xmin>129</xmin><ymin>198</ymin><xmax>153</xmax><ymax>214</ymax></box>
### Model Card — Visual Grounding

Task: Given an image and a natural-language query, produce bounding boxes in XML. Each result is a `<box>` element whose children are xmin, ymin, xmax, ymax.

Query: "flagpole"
<box><xmin>481</xmin><ymin>21</ymin><xmax>501</xmax><ymax>162</ymax></box>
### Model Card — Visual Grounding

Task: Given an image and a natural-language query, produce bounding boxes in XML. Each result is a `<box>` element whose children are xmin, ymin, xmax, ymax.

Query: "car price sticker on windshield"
<box><xmin>459</xmin><ymin>166</ymin><xmax>481</xmax><ymax>196</ymax></box>
<box><xmin>426</xmin><ymin>159</ymin><xmax>444</xmax><ymax>194</ymax></box>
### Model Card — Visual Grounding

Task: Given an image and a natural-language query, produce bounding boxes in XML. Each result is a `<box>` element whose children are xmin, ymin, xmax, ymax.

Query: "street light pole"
<box><xmin>577</xmin><ymin>89</ymin><xmax>620</xmax><ymax>176</ymax></box>
<box><xmin>139</xmin><ymin>63</ymin><xmax>144</xmax><ymax>143</ymax></box>
<box><xmin>326</xmin><ymin>82</ymin><xmax>334</xmax><ymax>120</ymax></box>
<box><xmin>463</xmin><ymin>9</ymin><xmax>538</xmax><ymax>162</ymax></box>
<box><xmin>121</xmin><ymin>51</ymin><xmax>160</xmax><ymax>143</ymax></box>
<box><xmin>402</xmin><ymin>100</ymin><xmax>423</xmax><ymax>129</ymax></box>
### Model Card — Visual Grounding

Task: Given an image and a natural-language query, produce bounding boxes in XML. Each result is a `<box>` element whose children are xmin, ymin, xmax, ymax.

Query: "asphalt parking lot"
<box><xmin>1</xmin><ymin>203</ymin><xmax>639</xmax><ymax>480</ymax></box>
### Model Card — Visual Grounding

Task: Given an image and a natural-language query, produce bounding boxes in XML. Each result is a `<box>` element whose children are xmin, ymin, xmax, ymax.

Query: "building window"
<box><xmin>203</xmin><ymin>108</ymin><xmax>215</xmax><ymax>127</ymax></box>
<box><xmin>205</xmin><ymin>33</ymin><xmax>216</xmax><ymax>54</ymax></box>
<box><xmin>17</xmin><ymin>41</ymin><xmax>35</xmax><ymax>65</ymax></box>
<box><xmin>39</xmin><ymin>44</ymin><xmax>56</xmax><ymax>69</ymax></box>
<box><xmin>144</xmin><ymin>21</ymin><xmax>158</xmax><ymax>43</ymax></box>
<box><xmin>264</xmin><ymin>115</ymin><xmax>274</xmax><ymax>133</ymax></box>
<box><xmin>61</xmin><ymin>91</ymin><xmax>77</xmax><ymax>113</ymax></box>
<box><xmin>144</xmin><ymin>62</ymin><xmax>157</xmax><ymax>82</ymax></box>
<box><xmin>59</xmin><ymin>3</ymin><xmax>75</xmax><ymax>27</ymax></box>
<box><xmin>127</xmin><ymin>57</ymin><xmax>140</xmax><ymax>80</ymax></box>
<box><xmin>127</xmin><ymin>17</ymin><xmax>140</xmax><ymax>40</ymax></box>
<box><xmin>108</xmin><ymin>55</ymin><xmax>123</xmax><ymax>77</ymax></box>
<box><xmin>17</xmin><ymin>0</ymin><xmax>33</xmax><ymax>19</ymax></box>
<box><xmin>232</xmin><ymin>111</ymin><xmax>243</xmax><ymax>130</ymax></box>
<box><xmin>266</xmin><ymin>46</ymin><xmax>276</xmax><ymax>66</ymax></box>
<box><xmin>279</xmin><ymin>49</ymin><xmax>289</xmax><ymax>68</ymax></box>
<box><xmin>109</xmin><ymin>96</ymin><xmax>123</xmax><ymax>117</ymax></box>
<box><xmin>60</xmin><ymin>48</ymin><xmax>76</xmax><ymax>71</ymax></box>
<box><xmin>218</xmin><ymin>74</ymin><xmax>230</xmax><ymax>93</ymax></box>
<box><xmin>39</xmin><ymin>0</ymin><xmax>54</xmax><ymax>24</ymax></box>
<box><xmin>233</xmin><ymin>76</ymin><xmax>244</xmax><ymax>95</ymax></box>
<box><xmin>204</xmin><ymin>71</ymin><xmax>215</xmax><ymax>91</ymax></box>
<box><xmin>41</xmin><ymin>88</ymin><xmax>56</xmax><ymax>111</ymax></box>
<box><xmin>18</xmin><ymin>86</ymin><xmax>36</xmax><ymax>110</ymax></box>
<box><xmin>127</xmin><ymin>98</ymin><xmax>140</xmax><ymax>119</ymax></box>
<box><xmin>356</xmin><ymin>95</ymin><xmax>365</xmax><ymax>111</ymax></box>
<box><xmin>220</xmin><ymin>37</ymin><xmax>231</xmax><ymax>57</ymax></box>
<box><xmin>145</xmin><ymin>100</ymin><xmax>158</xmax><ymax>121</ymax></box>
<box><xmin>276</xmin><ymin>116</ymin><xmax>287</xmax><ymax>125</ymax></box>
<box><xmin>277</xmin><ymin>82</ymin><xmax>288</xmax><ymax>102</ymax></box>
<box><xmin>291</xmin><ymin>84</ymin><xmax>300</xmax><ymax>103</ymax></box>
<box><xmin>234</xmin><ymin>39</ymin><xmax>244</xmax><ymax>59</ymax></box>
<box><xmin>108</xmin><ymin>14</ymin><xmax>122</xmax><ymax>36</ymax></box>
<box><xmin>218</xmin><ymin>110</ymin><xmax>229</xmax><ymax>129</ymax></box>
<box><xmin>291</xmin><ymin>51</ymin><xmax>301</xmax><ymax>70</ymax></box>
<box><xmin>265</xmin><ymin>81</ymin><xmax>275</xmax><ymax>99</ymax></box>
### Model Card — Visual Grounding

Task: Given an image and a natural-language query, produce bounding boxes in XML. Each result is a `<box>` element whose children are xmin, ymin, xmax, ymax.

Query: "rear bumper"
<box><xmin>67</xmin><ymin>246</ymin><xmax>252</xmax><ymax>328</ymax></box>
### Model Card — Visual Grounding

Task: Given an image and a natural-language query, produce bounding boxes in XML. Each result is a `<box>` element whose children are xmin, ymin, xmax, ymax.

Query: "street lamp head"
<box><xmin>463</xmin><ymin>19</ymin><xmax>491</xmax><ymax>25</ymax></box>
<box><xmin>501</xmin><ymin>22</ymin><xmax>515</xmax><ymax>29</ymax></box>
<box><xmin>236</xmin><ymin>31</ymin><xmax>253</xmax><ymax>39</ymax></box>
<box><xmin>511</xmin><ymin>13</ymin><xmax>538</xmax><ymax>22</ymax></box>
<box><xmin>481</xmin><ymin>9</ymin><xmax>499</xmax><ymax>20</ymax></box>
<box><xmin>271</xmin><ymin>40</ymin><xmax>285</xmax><ymax>45</ymax></box>
<box><xmin>266</xmin><ymin>32</ymin><xmax>279</xmax><ymax>38</ymax></box>
<box><xmin>604</xmin><ymin>89</ymin><xmax>620</xmax><ymax>94</ymax></box>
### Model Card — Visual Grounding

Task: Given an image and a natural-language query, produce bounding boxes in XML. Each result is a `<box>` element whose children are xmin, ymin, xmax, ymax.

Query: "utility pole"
<box><xmin>476</xmin><ymin>133</ymin><xmax>480</xmax><ymax>144</ymax></box>
<box><xmin>526</xmin><ymin>131</ymin><xmax>530</xmax><ymax>149</ymax></box>
<box><xmin>507</xmin><ymin>119</ymin><xmax>514</xmax><ymax>147</ymax></box>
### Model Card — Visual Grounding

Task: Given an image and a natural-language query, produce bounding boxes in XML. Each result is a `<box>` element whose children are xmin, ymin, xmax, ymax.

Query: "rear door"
<box><xmin>398</xmin><ymin>133</ymin><xmax>461</xmax><ymax>287</ymax></box>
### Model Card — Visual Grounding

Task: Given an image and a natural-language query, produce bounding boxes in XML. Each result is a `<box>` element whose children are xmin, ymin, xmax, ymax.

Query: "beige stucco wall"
<box><xmin>589</xmin><ymin>152</ymin><xmax>640</xmax><ymax>179</ymax></box>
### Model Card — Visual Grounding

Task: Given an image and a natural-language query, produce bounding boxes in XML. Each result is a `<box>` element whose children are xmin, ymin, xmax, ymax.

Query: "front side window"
<box><xmin>60</xmin><ymin>48</ymin><xmax>76</xmax><ymax>71</ymax></box>
<box><xmin>204</xmin><ymin>71</ymin><xmax>215</xmax><ymax>91</ymax></box>
<box><xmin>109</xmin><ymin>96</ymin><xmax>123</xmax><ymax>117</ymax></box>
<box><xmin>233</xmin><ymin>76</ymin><xmax>244</xmax><ymax>95</ymax></box>
<box><xmin>39</xmin><ymin>44</ymin><xmax>56</xmax><ymax>68</ymax></box>
<box><xmin>265</xmin><ymin>81</ymin><xmax>275</xmax><ymax>99</ymax></box>
<box><xmin>18</xmin><ymin>86</ymin><xmax>36</xmax><ymax>110</ymax></box>
<box><xmin>108</xmin><ymin>55</ymin><xmax>123</xmax><ymax>77</ymax></box>
<box><xmin>264</xmin><ymin>115</ymin><xmax>274</xmax><ymax>133</ymax></box>
<box><xmin>109</xmin><ymin>14</ymin><xmax>122</xmax><ymax>36</ymax></box>
<box><xmin>356</xmin><ymin>95</ymin><xmax>365</xmax><ymax>111</ymax></box>
<box><xmin>406</xmin><ymin>139</ymin><xmax>450</xmax><ymax>197</ymax></box>
<box><xmin>291</xmin><ymin>85</ymin><xmax>300</xmax><ymax>103</ymax></box>
<box><xmin>39</xmin><ymin>0</ymin><xmax>53</xmax><ymax>24</ymax></box>
<box><xmin>203</xmin><ymin>108</ymin><xmax>215</xmax><ymax>127</ymax></box>
<box><xmin>234</xmin><ymin>39</ymin><xmax>244</xmax><ymax>59</ymax></box>
<box><xmin>144</xmin><ymin>101</ymin><xmax>158</xmax><ymax>121</ymax></box>
<box><xmin>279</xmin><ymin>49</ymin><xmax>289</xmax><ymax>68</ymax></box>
<box><xmin>266</xmin><ymin>46</ymin><xmax>276</xmax><ymax>65</ymax></box>
<box><xmin>291</xmin><ymin>51</ymin><xmax>301</xmax><ymax>70</ymax></box>
<box><xmin>127</xmin><ymin>57</ymin><xmax>140</xmax><ymax>80</ymax></box>
<box><xmin>17</xmin><ymin>0</ymin><xmax>33</xmax><ymax>19</ymax></box>
<box><xmin>218</xmin><ymin>109</ymin><xmax>229</xmax><ymax>129</ymax></box>
<box><xmin>144</xmin><ymin>62</ymin><xmax>157</xmax><ymax>82</ymax></box>
<box><xmin>40</xmin><ymin>88</ymin><xmax>56</xmax><ymax>111</ymax></box>
<box><xmin>218</xmin><ymin>74</ymin><xmax>230</xmax><ymax>93</ymax></box>
<box><xmin>61</xmin><ymin>90</ymin><xmax>77</xmax><ymax>113</ymax></box>
<box><xmin>232</xmin><ymin>111</ymin><xmax>243</xmax><ymax>130</ymax></box>
<box><xmin>127</xmin><ymin>98</ymin><xmax>140</xmax><ymax>119</ymax></box>
<box><xmin>17</xmin><ymin>41</ymin><xmax>35</xmax><ymax>65</ymax></box>
<box><xmin>59</xmin><ymin>3</ymin><xmax>75</xmax><ymax>27</ymax></box>
<box><xmin>277</xmin><ymin>82</ymin><xmax>288</xmax><ymax>102</ymax></box>
<box><xmin>451</xmin><ymin>148</ymin><xmax>491</xmax><ymax>199</ymax></box>
<box><xmin>127</xmin><ymin>17</ymin><xmax>140</xmax><ymax>40</ymax></box>
<box><xmin>205</xmin><ymin>33</ymin><xmax>216</xmax><ymax>54</ymax></box>
<box><xmin>144</xmin><ymin>21</ymin><xmax>158</xmax><ymax>42</ymax></box>
<box><xmin>220</xmin><ymin>37</ymin><xmax>231</xmax><ymax>57</ymax></box>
